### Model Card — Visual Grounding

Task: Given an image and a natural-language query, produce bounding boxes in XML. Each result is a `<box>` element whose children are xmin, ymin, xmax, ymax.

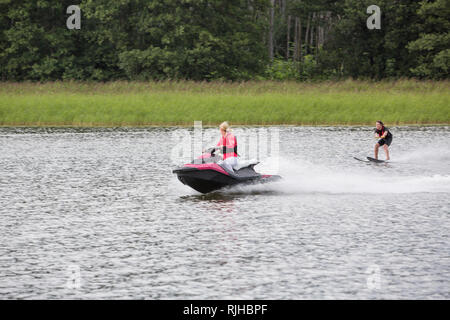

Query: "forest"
<box><xmin>0</xmin><ymin>0</ymin><xmax>448</xmax><ymax>81</ymax></box>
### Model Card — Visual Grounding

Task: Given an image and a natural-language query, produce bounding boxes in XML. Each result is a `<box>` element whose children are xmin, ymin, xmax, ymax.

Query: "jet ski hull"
<box><xmin>173</xmin><ymin>166</ymin><xmax>280</xmax><ymax>194</ymax></box>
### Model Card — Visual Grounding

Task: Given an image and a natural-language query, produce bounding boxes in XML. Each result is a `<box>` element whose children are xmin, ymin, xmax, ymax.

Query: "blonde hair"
<box><xmin>219</xmin><ymin>121</ymin><xmax>231</xmax><ymax>132</ymax></box>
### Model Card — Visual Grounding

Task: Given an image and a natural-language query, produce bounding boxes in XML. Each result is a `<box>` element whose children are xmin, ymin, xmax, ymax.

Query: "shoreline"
<box><xmin>1</xmin><ymin>123</ymin><xmax>449</xmax><ymax>128</ymax></box>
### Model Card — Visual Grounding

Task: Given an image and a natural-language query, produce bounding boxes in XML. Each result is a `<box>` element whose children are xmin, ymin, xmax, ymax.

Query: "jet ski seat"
<box><xmin>219</xmin><ymin>159</ymin><xmax>260</xmax><ymax>179</ymax></box>
<box><xmin>234</xmin><ymin>159</ymin><xmax>259</xmax><ymax>171</ymax></box>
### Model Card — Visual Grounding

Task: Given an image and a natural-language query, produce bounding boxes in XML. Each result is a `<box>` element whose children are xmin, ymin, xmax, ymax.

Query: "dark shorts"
<box><xmin>378</xmin><ymin>136</ymin><xmax>392</xmax><ymax>146</ymax></box>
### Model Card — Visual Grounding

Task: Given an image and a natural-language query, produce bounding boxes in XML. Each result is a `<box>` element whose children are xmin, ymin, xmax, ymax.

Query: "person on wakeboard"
<box><xmin>374</xmin><ymin>120</ymin><xmax>393</xmax><ymax>161</ymax></box>
<box><xmin>216</xmin><ymin>121</ymin><xmax>238</xmax><ymax>173</ymax></box>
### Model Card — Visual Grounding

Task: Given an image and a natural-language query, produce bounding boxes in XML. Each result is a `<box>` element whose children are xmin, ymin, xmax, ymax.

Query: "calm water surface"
<box><xmin>0</xmin><ymin>126</ymin><xmax>449</xmax><ymax>299</ymax></box>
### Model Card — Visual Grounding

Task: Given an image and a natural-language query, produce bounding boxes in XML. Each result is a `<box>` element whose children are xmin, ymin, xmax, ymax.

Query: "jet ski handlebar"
<box><xmin>203</xmin><ymin>146</ymin><xmax>222</xmax><ymax>156</ymax></box>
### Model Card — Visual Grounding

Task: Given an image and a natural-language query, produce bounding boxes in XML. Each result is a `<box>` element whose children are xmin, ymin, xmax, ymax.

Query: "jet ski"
<box><xmin>173</xmin><ymin>147</ymin><xmax>281</xmax><ymax>194</ymax></box>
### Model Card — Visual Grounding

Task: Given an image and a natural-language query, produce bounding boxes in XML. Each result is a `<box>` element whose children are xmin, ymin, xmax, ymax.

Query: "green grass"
<box><xmin>0</xmin><ymin>80</ymin><xmax>449</xmax><ymax>126</ymax></box>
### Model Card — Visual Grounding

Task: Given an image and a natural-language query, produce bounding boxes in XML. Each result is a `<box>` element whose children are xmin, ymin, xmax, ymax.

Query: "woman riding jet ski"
<box><xmin>173</xmin><ymin>122</ymin><xmax>281</xmax><ymax>194</ymax></box>
<box><xmin>216</xmin><ymin>121</ymin><xmax>239</xmax><ymax>173</ymax></box>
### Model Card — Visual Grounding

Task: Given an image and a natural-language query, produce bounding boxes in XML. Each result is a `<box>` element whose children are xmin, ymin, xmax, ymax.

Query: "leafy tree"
<box><xmin>0</xmin><ymin>0</ymin><xmax>270</xmax><ymax>81</ymax></box>
<box><xmin>407</xmin><ymin>0</ymin><xmax>450</xmax><ymax>79</ymax></box>
<box><xmin>0</xmin><ymin>0</ymin><xmax>448</xmax><ymax>81</ymax></box>
<box><xmin>321</xmin><ymin>0</ymin><xmax>422</xmax><ymax>79</ymax></box>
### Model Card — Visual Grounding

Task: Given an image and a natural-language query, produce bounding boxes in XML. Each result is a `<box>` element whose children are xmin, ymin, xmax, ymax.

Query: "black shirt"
<box><xmin>375</xmin><ymin>126</ymin><xmax>392</xmax><ymax>139</ymax></box>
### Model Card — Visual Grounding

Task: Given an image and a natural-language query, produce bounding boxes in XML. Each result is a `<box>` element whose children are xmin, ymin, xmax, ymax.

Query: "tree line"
<box><xmin>0</xmin><ymin>0</ymin><xmax>448</xmax><ymax>81</ymax></box>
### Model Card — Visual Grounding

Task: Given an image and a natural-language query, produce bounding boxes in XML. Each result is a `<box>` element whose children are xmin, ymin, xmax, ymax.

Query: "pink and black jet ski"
<box><xmin>173</xmin><ymin>147</ymin><xmax>281</xmax><ymax>194</ymax></box>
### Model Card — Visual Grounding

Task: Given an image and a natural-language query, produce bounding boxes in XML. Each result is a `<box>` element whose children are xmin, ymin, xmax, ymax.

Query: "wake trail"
<box><xmin>242</xmin><ymin>157</ymin><xmax>450</xmax><ymax>195</ymax></box>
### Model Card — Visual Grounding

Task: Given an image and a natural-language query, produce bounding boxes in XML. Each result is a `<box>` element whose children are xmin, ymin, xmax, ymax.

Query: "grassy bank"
<box><xmin>0</xmin><ymin>80</ymin><xmax>448</xmax><ymax>126</ymax></box>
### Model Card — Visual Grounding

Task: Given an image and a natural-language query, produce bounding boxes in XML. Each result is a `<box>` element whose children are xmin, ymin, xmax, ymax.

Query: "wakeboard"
<box><xmin>353</xmin><ymin>157</ymin><xmax>369</xmax><ymax>162</ymax></box>
<box><xmin>367</xmin><ymin>157</ymin><xmax>385</xmax><ymax>163</ymax></box>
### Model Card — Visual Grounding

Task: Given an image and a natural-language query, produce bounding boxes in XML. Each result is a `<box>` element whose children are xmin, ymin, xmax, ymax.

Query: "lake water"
<box><xmin>0</xmin><ymin>126</ymin><xmax>449</xmax><ymax>299</ymax></box>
